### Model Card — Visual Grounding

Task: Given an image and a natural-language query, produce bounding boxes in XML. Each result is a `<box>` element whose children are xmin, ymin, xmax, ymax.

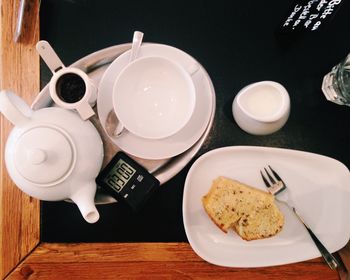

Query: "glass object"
<box><xmin>322</xmin><ymin>53</ymin><xmax>350</xmax><ymax>105</ymax></box>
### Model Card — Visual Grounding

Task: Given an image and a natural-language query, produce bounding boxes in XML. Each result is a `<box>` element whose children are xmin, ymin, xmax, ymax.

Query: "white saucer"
<box><xmin>97</xmin><ymin>44</ymin><xmax>213</xmax><ymax>160</ymax></box>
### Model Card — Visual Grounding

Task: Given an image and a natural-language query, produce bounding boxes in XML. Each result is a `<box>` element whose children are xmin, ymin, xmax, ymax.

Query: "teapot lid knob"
<box><xmin>27</xmin><ymin>148</ymin><xmax>47</xmax><ymax>165</ymax></box>
<box><xmin>14</xmin><ymin>125</ymin><xmax>76</xmax><ymax>186</ymax></box>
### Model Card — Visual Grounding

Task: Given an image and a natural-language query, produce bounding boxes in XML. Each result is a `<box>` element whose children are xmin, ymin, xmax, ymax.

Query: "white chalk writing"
<box><xmin>281</xmin><ymin>0</ymin><xmax>343</xmax><ymax>32</ymax></box>
<box><xmin>304</xmin><ymin>14</ymin><xmax>319</xmax><ymax>28</ymax></box>
<box><xmin>320</xmin><ymin>0</ymin><xmax>342</xmax><ymax>19</ymax></box>
<box><xmin>283</xmin><ymin>5</ymin><xmax>303</xmax><ymax>27</ymax></box>
<box><xmin>317</xmin><ymin>0</ymin><xmax>328</xmax><ymax>11</ymax></box>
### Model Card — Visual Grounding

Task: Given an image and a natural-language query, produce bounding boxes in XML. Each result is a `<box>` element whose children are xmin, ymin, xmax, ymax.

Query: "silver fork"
<box><xmin>260</xmin><ymin>165</ymin><xmax>339</xmax><ymax>270</ymax></box>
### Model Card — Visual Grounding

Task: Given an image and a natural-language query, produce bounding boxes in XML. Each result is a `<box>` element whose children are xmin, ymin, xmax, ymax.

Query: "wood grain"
<box><xmin>0</xmin><ymin>0</ymin><xmax>40</xmax><ymax>278</ymax></box>
<box><xmin>6</xmin><ymin>243</ymin><xmax>339</xmax><ymax>280</ymax></box>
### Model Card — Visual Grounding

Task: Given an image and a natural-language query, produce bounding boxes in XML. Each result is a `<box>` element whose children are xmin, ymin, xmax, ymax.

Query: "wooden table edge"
<box><xmin>0</xmin><ymin>0</ymin><xmax>41</xmax><ymax>278</ymax></box>
<box><xmin>4</xmin><ymin>242</ymin><xmax>340</xmax><ymax>280</ymax></box>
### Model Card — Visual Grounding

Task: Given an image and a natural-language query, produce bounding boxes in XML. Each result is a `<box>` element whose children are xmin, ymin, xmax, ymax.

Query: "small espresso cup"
<box><xmin>49</xmin><ymin>67</ymin><xmax>97</xmax><ymax>120</ymax></box>
<box><xmin>36</xmin><ymin>40</ymin><xmax>96</xmax><ymax>120</ymax></box>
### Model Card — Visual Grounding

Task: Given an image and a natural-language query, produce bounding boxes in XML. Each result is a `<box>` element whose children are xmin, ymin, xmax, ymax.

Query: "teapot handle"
<box><xmin>0</xmin><ymin>90</ymin><xmax>31</xmax><ymax>126</ymax></box>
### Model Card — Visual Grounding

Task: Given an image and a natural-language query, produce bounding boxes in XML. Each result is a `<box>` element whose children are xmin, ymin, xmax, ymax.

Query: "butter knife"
<box><xmin>14</xmin><ymin>0</ymin><xmax>26</xmax><ymax>42</ymax></box>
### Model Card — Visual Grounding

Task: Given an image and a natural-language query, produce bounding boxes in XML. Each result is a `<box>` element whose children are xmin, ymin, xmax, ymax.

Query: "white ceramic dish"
<box><xmin>1</xmin><ymin>91</ymin><xmax>102</xmax><ymax>223</ymax></box>
<box><xmin>232</xmin><ymin>81</ymin><xmax>290</xmax><ymax>135</ymax></box>
<box><xmin>98</xmin><ymin>43</ymin><xmax>213</xmax><ymax>160</ymax></box>
<box><xmin>113</xmin><ymin>56</ymin><xmax>196</xmax><ymax>139</ymax></box>
<box><xmin>183</xmin><ymin>146</ymin><xmax>350</xmax><ymax>267</ymax></box>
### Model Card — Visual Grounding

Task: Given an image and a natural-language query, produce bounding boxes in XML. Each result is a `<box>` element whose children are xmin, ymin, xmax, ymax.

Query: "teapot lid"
<box><xmin>14</xmin><ymin>125</ymin><xmax>76</xmax><ymax>186</ymax></box>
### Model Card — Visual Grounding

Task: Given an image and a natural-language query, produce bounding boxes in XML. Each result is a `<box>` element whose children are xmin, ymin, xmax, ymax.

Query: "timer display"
<box><xmin>96</xmin><ymin>152</ymin><xmax>160</xmax><ymax>211</ymax></box>
<box><xmin>103</xmin><ymin>158</ymin><xmax>136</xmax><ymax>192</ymax></box>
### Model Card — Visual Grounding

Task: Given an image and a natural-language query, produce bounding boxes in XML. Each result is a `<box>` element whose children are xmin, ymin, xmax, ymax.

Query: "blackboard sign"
<box><xmin>277</xmin><ymin>0</ymin><xmax>343</xmax><ymax>41</ymax></box>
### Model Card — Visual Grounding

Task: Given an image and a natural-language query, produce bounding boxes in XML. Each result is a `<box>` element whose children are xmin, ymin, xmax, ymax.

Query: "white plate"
<box><xmin>183</xmin><ymin>146</ymin><xmax>350</xmax><ymax>267</ymax></box>
<box><xmin>97</xmin><ymin>43</ymin><xmax>213</xmax><ymax>160</ymax></box>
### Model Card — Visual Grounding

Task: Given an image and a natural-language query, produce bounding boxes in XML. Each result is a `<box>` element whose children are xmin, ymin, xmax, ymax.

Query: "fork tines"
<box><xmin>267</xmin><ymin>165</ymin><xmax>284</xmax><ymax>182</ymax></box>
<box><xmin>260</xmin><ymin>170</ymin><xmax>272</xmax><ymax>187</ymax></box>
<box><xmin>260</xmin><ymin>166</ymin><xmax>286</xmax><ymax>195</ymax></box>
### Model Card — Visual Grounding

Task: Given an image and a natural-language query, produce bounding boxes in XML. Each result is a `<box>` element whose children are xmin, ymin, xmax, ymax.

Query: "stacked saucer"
<box><xmin>97</xmin><ymin>43</ymin><xmax>214</xmax><ymax>160</ymax></box>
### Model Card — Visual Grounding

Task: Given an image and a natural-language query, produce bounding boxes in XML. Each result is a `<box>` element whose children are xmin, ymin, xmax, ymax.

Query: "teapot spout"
<box><xmin>70</xmin><ymin>182</ymin><xmax>100</xmax><ymax>224</ymax></box>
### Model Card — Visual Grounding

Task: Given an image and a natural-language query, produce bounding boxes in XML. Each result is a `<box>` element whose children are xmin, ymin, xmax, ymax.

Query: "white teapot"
<box><xmin>0</xmin><ymin>90</ymin><xmax>103</xmax><ymax>223</ymax></box>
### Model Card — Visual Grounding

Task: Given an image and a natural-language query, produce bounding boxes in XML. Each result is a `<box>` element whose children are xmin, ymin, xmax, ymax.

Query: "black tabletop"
<box><xmin>40</xmin><ymin>0</ymin><xmax>350</xmax><ymax>242</ymax></box>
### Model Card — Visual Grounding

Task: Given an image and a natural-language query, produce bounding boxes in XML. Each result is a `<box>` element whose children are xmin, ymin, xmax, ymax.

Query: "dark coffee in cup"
<box><xmin>49</xmin><ymin>67</ymin><xmax>96</xmax><ymax>120</ymax></box>
<box><xmin>55</xmin><ymin>73</ymin><xmax>86</xmax><ymax>103</ymax></box>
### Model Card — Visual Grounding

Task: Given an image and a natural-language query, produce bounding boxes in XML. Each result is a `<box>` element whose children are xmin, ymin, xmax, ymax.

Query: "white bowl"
<box><xmin>113</xmin><ymin>56</ymin><xmax>196</xmax><ymax>139</ymax></box>
<box><xmin>232</xmin><ymin>81</ymin><xmax>290</xmax><ymax>135</ymax></box>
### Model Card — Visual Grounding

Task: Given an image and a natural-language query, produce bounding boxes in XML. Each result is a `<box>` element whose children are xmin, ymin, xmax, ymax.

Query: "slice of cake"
<box><xmin>202</xmin><ymin>176</ymin><xmax>284</xmax><ymax>241</ymax></box>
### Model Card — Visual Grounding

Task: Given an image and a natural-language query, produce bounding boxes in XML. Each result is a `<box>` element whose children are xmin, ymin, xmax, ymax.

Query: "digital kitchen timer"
<box><xmin>96</xmin><ymin>151</ymin><xmax>160</xmax><ymax>211</ymax></box>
